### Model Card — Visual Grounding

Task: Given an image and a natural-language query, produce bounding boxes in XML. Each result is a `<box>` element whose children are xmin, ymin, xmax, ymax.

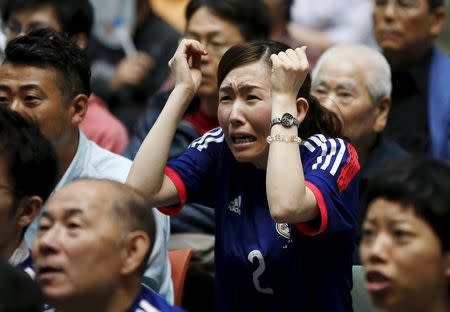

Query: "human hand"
<box><xmin>168</xmin><ymin>39</ymin><xmax>207</xmax><ymax>96</ymax></box>
<box><xmin>111</xmin><ymin>52</ymin><xmax>153</xmax><ymax>91</ymax></box>
<box><xmin>270</xmin><ymin>47</ymin><xmax>309</xmax><ymax>101</ymax></box>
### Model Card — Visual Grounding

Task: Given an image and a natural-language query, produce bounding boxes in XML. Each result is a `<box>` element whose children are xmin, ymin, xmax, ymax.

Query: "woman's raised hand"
<box><xmin>168</xmin><ymin>39</ymin><xmax>207</xmax><ymax>95</ymax></box>
<box><xmin>269</xmin><ymin>46</ymin><xmax>309</xmax><ymax>100</ymax></box>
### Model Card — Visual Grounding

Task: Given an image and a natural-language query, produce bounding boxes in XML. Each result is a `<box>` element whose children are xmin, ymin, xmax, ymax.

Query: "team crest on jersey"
<box><xmin>276</xmin><ymin>223</ymin><xmax>290</xmax><ymax>239</ymax></box>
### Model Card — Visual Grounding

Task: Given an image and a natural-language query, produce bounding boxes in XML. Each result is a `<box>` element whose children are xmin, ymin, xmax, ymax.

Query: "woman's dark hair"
<box><xmin>217</xmin><ymin>41</ymin><xmax>342</xmax><ymax>139</ymax></box>
<box><xmin>185</xmin><ymin>0</ymin><xmax>271</xmax><ymax>41</ymax></box>
<box><xmin>367</xmin><ymin>156</ymin><xmax>450</xmax><ymax>252</ymax></box>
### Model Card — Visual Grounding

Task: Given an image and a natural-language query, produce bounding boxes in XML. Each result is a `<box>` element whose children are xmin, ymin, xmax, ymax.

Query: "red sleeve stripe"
<box><xmin>295</xmin><ymin>181</ymin><xmax>329</xmax><ymax>236</ymax></box>
<box><xmin>337</xmin><ymin>143</ymin><xmax>360</xmax><ymax>193</ymax></box>
<box><xmin>157</xmin><ymin>167</ymin><xmax>187</xmax><ymax>216</ymax></box>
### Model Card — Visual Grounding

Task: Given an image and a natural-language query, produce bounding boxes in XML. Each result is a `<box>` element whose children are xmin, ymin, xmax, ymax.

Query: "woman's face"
<box><xmin>218</xmin><ymin>61</ymin><xmax>272</xmax><ymax>168</ymax></box>
<box><xmin>360</xmin><ymin>197</ymin><xmax>450</xmax><ymax>312</ymax></box>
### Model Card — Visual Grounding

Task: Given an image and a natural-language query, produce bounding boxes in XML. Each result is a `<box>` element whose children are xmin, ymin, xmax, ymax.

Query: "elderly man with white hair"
<box><xmin>311</xmin><ymin>44</ymin><xmax>408</xmax><ymax>262</ymax></box>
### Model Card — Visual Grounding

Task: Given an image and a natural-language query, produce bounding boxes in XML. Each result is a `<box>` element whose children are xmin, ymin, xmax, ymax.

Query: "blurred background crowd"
<box><xmin>0</xmin><ymin>1</ymin><xmax>449</xmax><ymax>312</ymax></box>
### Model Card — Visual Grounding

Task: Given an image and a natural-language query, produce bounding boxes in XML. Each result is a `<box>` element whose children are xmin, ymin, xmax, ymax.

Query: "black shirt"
<box><xmin>384</xmin><ymin>50</ymin><xmax>432</xmax><ymax>154</ymax></box>
<box><xmin>353</xmin><ymin>135</ymin><xmax>408</xmax><ymax>264</ymax></box>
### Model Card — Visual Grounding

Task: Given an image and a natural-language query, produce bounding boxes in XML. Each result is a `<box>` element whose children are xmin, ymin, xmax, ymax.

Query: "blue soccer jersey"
<box><xmin>164</xmin><ymin>128</ymin><xmax>360</xmax><ymax>312</ymax></box>
<box><xmin>128</xmin><ymin>284</ymin><xmax>184</xmax><ymax>312</ymax></box>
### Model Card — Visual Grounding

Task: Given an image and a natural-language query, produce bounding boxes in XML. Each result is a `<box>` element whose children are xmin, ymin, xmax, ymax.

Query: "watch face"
<box><xmin>281</xmin><ymin>113</ymin><xmax>294</xmax><ymax>127</ymax></box>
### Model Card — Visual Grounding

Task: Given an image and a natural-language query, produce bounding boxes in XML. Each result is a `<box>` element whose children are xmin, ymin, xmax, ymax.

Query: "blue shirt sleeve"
<box><xmin>164</xmin><ymin>127</ymin><xmax>224</xmax><ymax>210</ymax></box>
<box><xmin>296</xmin><ymin>134</ymin><xmax>360</xmax><ymax>235</ymax></box>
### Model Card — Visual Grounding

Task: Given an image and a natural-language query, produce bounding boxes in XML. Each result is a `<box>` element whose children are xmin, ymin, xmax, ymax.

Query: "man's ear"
<box><xmin>70</xmin><ymin>94</ymin><xmax>89</xmax><ymax>126</ymax></box>
<box><xmin>17</xmin><ymin>196</ymin><xmax>43</xmax><ymax>229</ymax></box>
<box><xmin>444</xmin><ymin>251</ymin><xmax>450</xmax><ymax>278</ymax></box>
<box><xmin>71</xmin><ymin>33</ymin><xmax>88</xmax><ymax>50</ymax></box>
<box><xmin>296</xmin><ymin>97</ymin><xmax>309</xmax><ymax>124</ymax></box>
<box><xmin>120</xmin><ymin>231</ymin><xmax>151</xmax><ymax>275</ymax></box>
<box><xmin>372</xmin><ymin>96</ymin><xmax>391</xmax><ymax>133</ymax></box>
<box><xmin>429</xmin><ymin>6</ymin><xmax>446</xmax><ymax>38</ymax></box>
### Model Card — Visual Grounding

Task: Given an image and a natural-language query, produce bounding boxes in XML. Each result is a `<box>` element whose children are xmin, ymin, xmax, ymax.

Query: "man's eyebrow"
<box><xmin>19</xmin><ymin>84</ymin><xmax>45</xmax><ymax>92</ymax></box>
<box><xmin>311</xmin><ymin>80</ymin><xmax>327</xmax><ymax>87</ymax></box>
<box><xmin>41</xmin><ymin>208</ymin><xmax>84</xmax><ymax>220</ymax></box>
<box><xmin>238</xmin><ymin>84</ymin><xmax>264</xmax><ymax>92</ymax></box>
<box><xmin>185</xmin><ymin>29</ymin><xmax>222</xmax><ymax>37</ymax></box>
<box><xmin>63</xmin><ymin>208</ymin><xmax>84</xmax><ymax>218</ymax></box>
<box><xmin>336</xmin><ymin>82</ymin><xmax>357</xmax><ymax>91</ymax></box>
<box><xmin>0</xmin><ymin>84</ymin><xmax>45</xmax><ymax>93</ymax></box>
<box><xmin>0</xmin><ymin>85</ymin><xmax>11</xmax><ymax>93</ymax></box>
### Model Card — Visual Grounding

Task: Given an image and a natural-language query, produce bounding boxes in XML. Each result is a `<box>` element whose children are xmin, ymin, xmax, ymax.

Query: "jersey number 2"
<box><xmin>248</xmin><ymin>250</ymin><xmax>274</xmax><ymax>294</ymax></box>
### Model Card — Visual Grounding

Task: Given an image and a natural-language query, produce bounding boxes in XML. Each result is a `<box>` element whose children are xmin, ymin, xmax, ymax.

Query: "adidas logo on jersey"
<box><xmin>228</xmin><ymin>195</ymin><xmax>241</xmax><ymax>215</ymax></box>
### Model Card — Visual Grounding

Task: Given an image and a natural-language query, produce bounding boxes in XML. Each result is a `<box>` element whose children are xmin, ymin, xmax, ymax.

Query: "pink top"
<box><xmin>80</xmin><ymin>95</ymin><xmax>129</xmax><ymax>154</ymax></box>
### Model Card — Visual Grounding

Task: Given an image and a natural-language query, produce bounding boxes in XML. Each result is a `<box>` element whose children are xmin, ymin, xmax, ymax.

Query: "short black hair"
<box><xmin>367</xmin><ymin>156</ymin><xmax>450</xmax><ymax>252</ymax></box>
<box><xmin>185</xmin><ymin>0</ymin><xmax>271</xmax><ymax>41</ymax></box>
<box><xmin>428</xmin><ymin>0</ymin><xmax>445</xmax><ymax>10</ymax></box>
<box><xmin>4</xmin><ymin>28</ymin><xmax>91</xmax><ymax>99</ymax></box>
<box><xmin>0</xmin><ymin>106</ymin><xmax>58</xmax><ymax>214</ymax></box>
<box><xmin>2</xmin><ymin>0</ymin><xmax>94</xmax><ymax>37</ymax></box>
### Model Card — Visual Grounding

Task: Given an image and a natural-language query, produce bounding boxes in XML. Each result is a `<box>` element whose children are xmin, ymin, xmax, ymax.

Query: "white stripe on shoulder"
<box><xmin>195</xmin><ymin>134</ymin><xmax>224</xmax><ymax>151</ymax></box>
<box><xmin>330</xmin><ymin>138</ymin><xmax>346</xmax><ymax>176</ymax></box>
<box><xmin>320</xmin><ymin>139</ymin><xmax>338</xmax><ymax>171</ymax></box>
<box><xmin>189</xmin><ymin>128</ymin><xmax>223</xmax><ymax>149</ymax></box>
<box><xmin>139</xmin><ymin>299</ymin><xmax>161</xmax><ymax>312</ymax></box>
<box><xmin>310</xmin><ymin>134</ymin><xmax>326</xmax><ymax>146</ymax></box>
<box><xmin>209</xmin><ymin>127</ymin><xmax>224</xmax><ymax>136</ymax></box>
<box><xmin>303</xmin><ymin>140</ymin><xmax>316</xmax><ymax>152</ymax></box>
<box><xmin>312</xmin><ymin>141</ymin><xmax>328</xmax><ymax>170</ymax></box>
<box><xmin>310</xmin><ymin>138</ymin><xmax>347</xmax><ymax>176</ymax></box>
<box><xmin>303</xmin><ymin>134</ymin><xmax>327</xmax><ymax>152</ymax></box>
<box><xmin>316</xmin><ymin>134</ymin><xmax>327</xmax><ymax>142</ymax></box>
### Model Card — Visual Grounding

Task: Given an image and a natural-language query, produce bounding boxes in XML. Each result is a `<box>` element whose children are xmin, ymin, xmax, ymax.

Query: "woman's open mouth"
<box><xmin>232</xmin><ymin>135</ymin><xmax>257</xmax><ymax>144</ymax></box>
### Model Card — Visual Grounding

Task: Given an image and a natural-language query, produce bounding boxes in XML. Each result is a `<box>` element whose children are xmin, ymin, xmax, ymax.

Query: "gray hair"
<box><xmin>312</xmin><ymin>44</ymin><xmax>392</xmax><ymax>101</ymax></box>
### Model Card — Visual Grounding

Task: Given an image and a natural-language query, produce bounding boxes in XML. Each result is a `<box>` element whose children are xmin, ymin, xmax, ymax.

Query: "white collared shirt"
<box><xmin>25</xmin><ymin>130</ymin><xmax>173</xmax><ymax>303</ymax></box>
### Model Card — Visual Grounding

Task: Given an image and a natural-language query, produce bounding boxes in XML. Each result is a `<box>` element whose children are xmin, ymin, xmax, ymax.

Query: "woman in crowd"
<box><xmin>360</xmin><ymin>156</ymin><xmax>450</xmax><ymax>312</ymax></box>
<box><xmin>127</xmin><ymin>39</ymin><xmax>360</xmax><ymax>311</ymax></box>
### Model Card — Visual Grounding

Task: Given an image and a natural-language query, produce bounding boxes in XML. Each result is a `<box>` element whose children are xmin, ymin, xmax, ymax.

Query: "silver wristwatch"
<box><xmin>270</xmin><ymin>113</ymin><xmax>299</xmax><ymax>128</ymax></box>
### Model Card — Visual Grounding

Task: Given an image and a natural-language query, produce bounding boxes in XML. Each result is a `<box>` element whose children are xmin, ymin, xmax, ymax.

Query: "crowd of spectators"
<box><xmin>0</xmin><ymin>0</ymin><xmax>449</xmax><ymax>311</ymax></box>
